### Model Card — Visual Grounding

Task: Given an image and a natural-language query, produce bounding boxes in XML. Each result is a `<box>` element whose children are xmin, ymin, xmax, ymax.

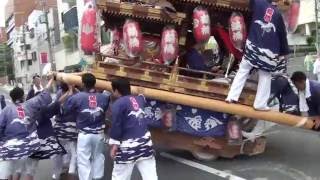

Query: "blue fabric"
<box><xmin>0</xmin><ymin>104</ymin><xmax>35</xmax><ymax>142</ymax></box>
<box><xmin>245</xmin><ymin>0</ymin><xmax>289</xmax><ymax>72</ymax></box>
<box><xmin>110</xmin><ymin>95</ymin><xmax>149</xmax><ymax>141</ymax></box>
<box><xmin>0</xmin><ymin>131</ymin><xmax>40</xmax><ymax>161</ymax></box>
<box><xmin>269</xmin><ymin>78</ymin><xmax>320</xmax><ymax>116</ymax></box>
<box><xmin>110</xmin><ymin>95</ymin><xmax>154</xmax><ymax>164</ymax></box>
<box><xmin>29</xmin><ymin>94</ymin><xmax>65</xmax><ymax>160</ymax></box>
<box><xmin>63</xmin><ymin>91</ymin><xmax>109</xmax><ymax>134</ymax></box>
<box><xmin>270</xmin><ymin>75</ymin><xmax>299</xmax><ymax>115</ymax></box>
<box><xmin>54</xmin><ymin>90</ymin><xmax>78</xmax><ymax>141</ymax></box>
<box><xmin>307</xmin><ymin>80</ymin><xmax>320</xmax><ymax>116</ymax></box>
<box><xmin>144</xmin><ymin>100</ymin><xmax>229</xmax><ymax>137</ymax></box>
<box><xmin>0</xmin><ymin>90</ymin><xmax>53</xmax><ymax>160</ymax></box>
<box><xmin>115</xmin><ymin>132</ymin><xmax>154</xmax><ymax>164</ymax></box>
<box><xmin>186</xmin><ymin>48</ymin><xmax>210</xmax><ymax>72</ymax></box>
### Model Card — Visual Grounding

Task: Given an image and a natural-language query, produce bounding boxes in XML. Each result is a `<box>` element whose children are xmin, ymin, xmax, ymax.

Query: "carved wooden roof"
<box><xmin>167</xmin><ymin>0</ymin><xmax>291</xmax><ymax>12</ymax></box>
<box><xmin>168</xmin><ymin>0</ymin><xmax>250</xmax><ymax>11</ymax></box>
<box><xmin>97</xmin><ymin>1</ymin><xmax>186</xmax><ymax>25</ymax></box>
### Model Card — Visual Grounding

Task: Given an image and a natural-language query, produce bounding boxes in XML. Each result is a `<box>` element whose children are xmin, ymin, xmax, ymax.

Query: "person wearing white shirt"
<box><xmin>291</xmin><ymin>71</ymin><xmax>320</xmax><ymax>129</ymax></box>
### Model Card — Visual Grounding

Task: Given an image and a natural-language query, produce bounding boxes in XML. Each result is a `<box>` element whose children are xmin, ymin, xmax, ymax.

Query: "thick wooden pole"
<box><xmin>56</xmin><ymin>73</ymin><xmax>314</xmax><ymax>130</ymax></box>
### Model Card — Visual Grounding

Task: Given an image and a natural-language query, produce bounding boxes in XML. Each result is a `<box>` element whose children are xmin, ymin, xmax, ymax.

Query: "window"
<box><xmin>25</xmin><ymin>44</ymin><xmax>31</xmax><ymax>50</ymax></box>
<box><xmin>20</xmin><ymin>61</ymin><xmax>25</xmax><ymax>69</ymax></box>
<box><xmin>61</xmin><ymin>12</ymin><xmax>64</xmax><ymax>23</ymax></box>
<box><xmin>29</xmin><ymin>28</ymin><xmax>35</xmax><ymax>39</ymax></box>
<box><xmin>32</xmin><ymin>52</ymin><xmax>37</xmax><ymax>61</ymax></box>
<box><xmin>28</xmin><ymin>60</ymin><xmax>32</xmax><ymax>66</ymax></box>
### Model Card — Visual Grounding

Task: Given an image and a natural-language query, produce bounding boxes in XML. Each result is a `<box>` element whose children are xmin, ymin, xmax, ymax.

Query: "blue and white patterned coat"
<box><xmin>30</xmin><ymin>100</ymin><xmax>66</xmax><ymax>160</ymax></box>
<box><xmin>0</xmin><ymin>90</ymin><xmax>53</xmax><ymax>160</ymax></box>
<box><xmin>244</xmin><ymin>0</ymin><xmax>289</xmax><ymax>72</ymax></box>
<box><xmin>306</xmin><ymin>80</ymin><xmax>320</xmax><ymax>116</ymax></box>
<box><xmin>53</xmin><ymin>90</ymin><xmax>78</xmax><ymax>142</ymax></box>
<box><xmin>63</xmin><ymin>91</ymin><xmax>109</xmax><ymax>134</ymax></box>
<box><xmin>110</xmin><ymin>95</ymin><xmax>154</xmax><ymax>164</ymax></box>
<box><xmin>270</xmin><ymin>75</ymin><xmax>299</xmax><ymax>115</ymax></box>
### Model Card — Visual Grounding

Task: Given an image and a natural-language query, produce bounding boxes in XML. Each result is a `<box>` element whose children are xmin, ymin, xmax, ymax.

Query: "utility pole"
<box><xmin>20</xmin><ymin>15</ymin><xmax>29</xmax><ymax>85</ymax></box>
<box><xmin>40</xmin><ymin>0</ymin><xmax>56</xmax><ymax>71</ymax></box>
<box><xmin>22</xmin><ymin>24</ymin><xmax>29</xmax><ymax>71</ymax></box>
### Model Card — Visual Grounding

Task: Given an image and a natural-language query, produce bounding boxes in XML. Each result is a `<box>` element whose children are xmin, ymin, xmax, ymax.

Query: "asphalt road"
<box><xmin>2</xmin><ymin>56</ymin><xmax>320</xmax><ymax>180</ymax></box>
<box><xmin>31</xmin><ymin>126</ymin><xmax>320</xmax><ymax>180</ymax></box>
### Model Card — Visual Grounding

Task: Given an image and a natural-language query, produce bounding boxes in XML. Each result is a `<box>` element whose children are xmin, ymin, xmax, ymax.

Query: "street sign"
<box><xmin>40</xmin><ymin>52</ymin><xmax>48</xmax><ymax>64</ymax></box>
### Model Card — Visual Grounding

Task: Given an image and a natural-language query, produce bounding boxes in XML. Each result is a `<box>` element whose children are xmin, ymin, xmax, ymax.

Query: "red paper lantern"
<box><xmin>123</xmin><ymin>20</ymin><xmax>143</xmax><ymax>58</ymax></box>
<box><xmin>229</xmin><ymin>12</ymin><xmax>247</xmax><ymax>52</ymax></box>
<box><xmin>283</xmin><ymin>0</ymin><xmax>300</xmax><ymax>33</ymax></box>
<box><xmin>193</xmin><ymin>7</ymin><xmax>211</xmax><ymax>43</ymax></box>
<box><xmin>80</xmin><ymin>4</ymin><xmax>97</xmax><ymax>54</ymax></box>
<box><xmin>160</xmin><ymin>27</ymin><xmax>179</xmax><ymax>65</ymax></box>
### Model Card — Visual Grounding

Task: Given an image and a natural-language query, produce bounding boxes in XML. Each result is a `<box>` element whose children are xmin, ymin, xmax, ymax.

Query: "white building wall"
<box><xmin>12</xmin><ymin>9</ymin><xmax>58</xmax><ymax>85</ymax></box>
<box><xmin>287</xmin><ymin>0</ymin><xmax>318</xmax><ymax>46</ymax></box>
<box><xmin>55</xmin><ymin>48</ymin><xmax>80</xmax><ymax>71</ymax></box>
<box><xmin>54</xmin><ymin>0</ymin><xmax>81</xmax><ymax>71</ymax></box>
<box><xmin>12</xmin><ymin>26</ymin><xmax>38</xmax><ymax>84</ymax></box>
<box><xmin>298</xmin><ymin>0</ymin><xmax>316</xmax><ymax>25</ymax></box>
<box><xmin>13</xmin><ymin>0</ymin><xmax>92</xmax><ymax>82</ymax></box>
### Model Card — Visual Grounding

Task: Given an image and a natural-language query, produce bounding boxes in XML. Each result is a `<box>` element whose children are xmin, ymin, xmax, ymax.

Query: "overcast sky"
<box><xmin>0</xmin><ymin>0</ymin><xmax>9</xmax><ymax>27</ymax></box>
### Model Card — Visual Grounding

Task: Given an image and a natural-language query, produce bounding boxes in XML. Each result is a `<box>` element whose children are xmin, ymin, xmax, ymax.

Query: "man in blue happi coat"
<box><xmin>63</xmin><ymin>73</ymin><xmax>110</xmax><ymax>180</ymax></box>
<box><xmin>269</xmin><ymin>75</ymin><xmax>300</xmax><ymax>115</ymax></box>
<box><xmin>226</xmin><ymin>0</ymin><xmax>289</xmax><ymax>110</ymax></box>
<box><xmin>0</xmin><ymin>76</ymin><xmax>57</xmax><ymax>180</ymax></box>
<box><xmin>0</xmin><ymin>87</ymin><xmax>40</xmax><ymax>180</ymax></box>
<box><xmin>109</xmin><ymin>78</ymin><xmax>158</xmax><ymax>180</ymax></box>
<box><xmin>52</xmin><ymin>82</ymin><xmax>78</xmax><ymax>180</ymax></box>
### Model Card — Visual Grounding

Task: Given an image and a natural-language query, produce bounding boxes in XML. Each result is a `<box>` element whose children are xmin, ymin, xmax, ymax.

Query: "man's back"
<box><xmin>248</xmin><ymin>0</ymin><xmax>286</xmax><ymax>54</ymax></box>
<box><xmin>0</xmin><ymin>102</ymin><xmax>41</xmax><ymax>161</ymax></box>
<box><xmin>0</xmin><ymin>104</ymin><xmax>33</xmax><ymax>141</ymax></box>
<box><xmin>111</xmin><ymin>95</ymin><xmax>149</xmax><ymax>141</ymax></box>
<box><xmin>110</xmin><ymin>94</ymin><xmax>154</xmax><ymax>164</ymax></box>
<box><xmin>64</xmin><ymin>91</ymin><xmax>109</xmax><ymax>134</ymax></box>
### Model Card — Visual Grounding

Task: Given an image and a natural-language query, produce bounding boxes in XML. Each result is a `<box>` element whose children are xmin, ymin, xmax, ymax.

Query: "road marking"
<box><xmin>160</xmin><ymin>152</ymin><xmax>247</xmax><ymax>180</ymax></box>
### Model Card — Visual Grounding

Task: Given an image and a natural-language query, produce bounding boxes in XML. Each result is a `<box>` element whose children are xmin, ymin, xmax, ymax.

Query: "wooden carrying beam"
<box><xmin>56</xmin><ymin>73</ymin><xmax>314</xmax><ymax>130</ymax></box>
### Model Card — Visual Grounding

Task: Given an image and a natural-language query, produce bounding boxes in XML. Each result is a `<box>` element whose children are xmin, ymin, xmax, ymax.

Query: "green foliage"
<box><xmin>306</xmin><ymin>36</ymin><xmax>316</xmax><ymax>46</ymax></box>
<box><xmin>62</xmin><ymin>33</ymin><xmax>77</xmax><ymax>52</ymax></box>
<box><xmin>0</xmin><ymin>44</ymin><xmax>13</xmax><ymax>78</ymax></box>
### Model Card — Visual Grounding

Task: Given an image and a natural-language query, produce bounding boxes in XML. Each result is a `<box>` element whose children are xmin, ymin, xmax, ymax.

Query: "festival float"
<box><xmin>57</xmin><ymin>0</ymin><xmax>309</xmax><ymax>160</ymax></box>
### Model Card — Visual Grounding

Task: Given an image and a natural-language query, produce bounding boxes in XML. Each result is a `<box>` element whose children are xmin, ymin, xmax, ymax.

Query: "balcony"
<box><xmin>16</xmin><ymin>52</ymin><xmax>33</xmax><ymax>61</ymax></box>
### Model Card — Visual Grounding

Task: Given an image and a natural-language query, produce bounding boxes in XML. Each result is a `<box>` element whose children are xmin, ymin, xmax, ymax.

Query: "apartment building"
<box><xmin>4</xmin><ymin>0</ymin><xmax>58</xmax><ymax>84</ymax></box>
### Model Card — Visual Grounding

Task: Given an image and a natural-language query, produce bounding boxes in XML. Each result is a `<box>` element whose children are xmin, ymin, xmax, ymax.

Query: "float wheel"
<box><xmin>192</xmin><ymin>149</ymin><xmax>219</xmax><ymax>161</ymax></box>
